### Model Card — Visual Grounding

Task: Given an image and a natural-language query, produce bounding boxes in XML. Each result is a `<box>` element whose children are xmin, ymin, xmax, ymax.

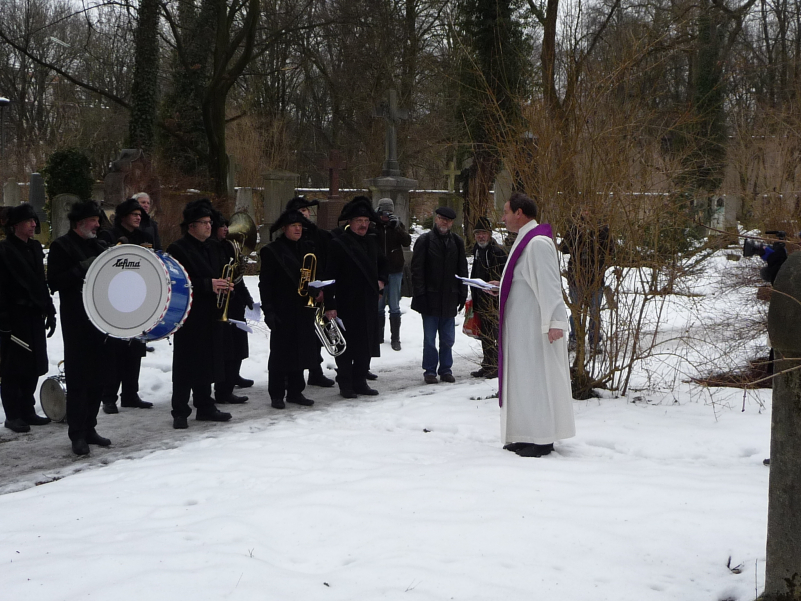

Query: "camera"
<box><xmin>743</xmin><ymin>230</ymin><xmax>788</xmax><ymax>283</ymax></box>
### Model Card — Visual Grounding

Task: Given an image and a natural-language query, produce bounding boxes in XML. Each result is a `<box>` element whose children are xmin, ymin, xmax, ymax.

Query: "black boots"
<box><xmin>389</xmin><ymin>314</ymin><xmax>401</xmax><ymax>351</ymax></box>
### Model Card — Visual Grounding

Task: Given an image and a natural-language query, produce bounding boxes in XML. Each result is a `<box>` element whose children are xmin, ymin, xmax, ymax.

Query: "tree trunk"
<box><xmin>129</xmin><ymin>0</ymin><xmax>159</xmax><ymax>151</ymax></box>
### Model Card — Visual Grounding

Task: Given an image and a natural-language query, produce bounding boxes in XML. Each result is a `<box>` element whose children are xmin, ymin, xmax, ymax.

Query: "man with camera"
<box><xmin>375</xmin><ymin>198</ymin><xmax>411</xmax><ymax>351</ymax></box>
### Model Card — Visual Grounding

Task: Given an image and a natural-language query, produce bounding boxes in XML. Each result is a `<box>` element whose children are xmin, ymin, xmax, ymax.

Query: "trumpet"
<box><xmin>298</xmin><ymin>253</ymin><xmax>317</xmax><ymax>308</ymax></box>
<box><xmin>217</xmin><ymin>258</ymin><xmax>235</xmax><ymax>321</ymax></box>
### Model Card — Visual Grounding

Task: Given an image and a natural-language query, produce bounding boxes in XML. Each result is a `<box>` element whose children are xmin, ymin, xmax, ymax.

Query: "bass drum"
<box><xmin>83</xmin><ymin>244</ymin><xmax>193</xmax><ymax>340</ymax></box>
<box><xmin>40</xmin><ymin>368</ymin><xmax>67</xmax><ymax>423</ymax></box>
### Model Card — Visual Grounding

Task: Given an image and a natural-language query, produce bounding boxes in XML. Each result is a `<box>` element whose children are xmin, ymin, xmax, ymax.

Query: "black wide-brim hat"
<box><xmin>5</xmin><ymin>203</ymin><xmax>41</xmax><ymax>234</ymax></box>
<box><xmin>338</xmin><ymin>195</ymin><xmax>378</xmax><ymax>222</ymax></box>
<box><xmin>67</xmin><ymin>200</ymin><xmax>103</xmax><ymax>224</ymax></box>
<box><xmin>285</xmin><ymin>196</ymin><xmax>320</xmax><ymax>212</ymax></box>
<box><xmin>269</xmin><ymin>209</ymin><xmax>314</xmax><ymax>235</ymax></box>
<box><xmin>474</xmin><ymin>216</ymin><xmax>492</xmax><ymax>231</ymax></box>
<box><xmin>181</xmin><ymin>198</ymin><xmax>214</xmax><ymax>227</ymax></box>
<box><xmin>115</xmin><ymin>198</ymin><xmax>144</xmax><ymax>221</ymax></box>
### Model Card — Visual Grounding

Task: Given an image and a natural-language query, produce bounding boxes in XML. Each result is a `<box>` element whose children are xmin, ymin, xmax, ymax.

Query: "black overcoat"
<box><xmin>47</xmin><ymin>230</ymin><xmax>108</xmax><ymax>388</ymax></box>
<box><xmin>0</xmin><ymin>235</ymin><xmax>55</xmax><ymax>378</ymax></box>
<box><xmin>98</xmin><ymin>225</ymin><xmax>154</xmax><ymax>247</ymax></box>
<box><xmin>140</xmin><ymin>213</ymin><xmax>162</xmax><ymax>250</ymax></box>
<box><xmin>324</xmin><ymin>230</ymin><xmax>388</xmax><ymax>358</ymax></box>
<box><xmin>259</xmin><ymin>236</ymin><xmax>319</xmax><ymax>371</ymax></box>
<box><xmin>166</xmin><ymin>234</ymin><xmax>227</xmax><ymax>386</ymax></box>
<box><xmin>410</xmin><ymin>229</ymin><xmax>468</xmax><ymax>318</ymax></box>
<box><xmin>470</xmin><ymin>240</ymin><xmax>507</xmax><ymax>314</ymax></box>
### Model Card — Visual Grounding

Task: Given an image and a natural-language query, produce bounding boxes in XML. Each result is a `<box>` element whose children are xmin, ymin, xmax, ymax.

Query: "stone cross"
<box><xmin>321</xmin><ymin>150</ymin><xmax>347</xmax><ymax>199</ymax></box>
<box><xmin>374</xmin><ymin>89</ymin><xmax>408</xmax><ymax>177</ymax></box>
<box><xmin>443</xmin><ymin>159</ymin><xmax>460</xmax><ymax>193</ymax></box>
<box><xmin>765</xmin><ymin>250</ymin><xmax>801</xmax><ymax>599</ymax></box>
<box><xmin>2</xmin><ymin>179</ymin><xmax>21</xmax><ymax>207</ymax></box>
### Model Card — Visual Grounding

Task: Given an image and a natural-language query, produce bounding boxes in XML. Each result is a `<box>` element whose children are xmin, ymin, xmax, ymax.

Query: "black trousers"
<box><xmin>335</xmin><ymin>345</ymin><xmax>370</xmax><ymax>392</ymax></box>
<box><xmin>214</xmin><ymin>357</ymin><xmax>242</xmax><ymax>398</ymax></box>
<box><xmin>0</xmin><ymin>374</ymin><xmax>38</xmax><ymax>421</ymax></box>
<box><xmin>268</xmin><ymin>369</ymin><xmax>306</xmax><ymax>401</ymax></box>
<box><xmin>171</xmin><ymin>382</ymin><xmax>215</xmax><ymax>419</ymax></box>
<box><xmin>101</xmin><ymin>339</ymin><xmax>143</xmax><ymax>404</ymax></box>
<box><xmin>66</xmin><ymin>386</ymin><xmax>103</xmax><ymax>441</ymax></box>
<box><xmin>476</xmin><ymin>309</ymin><xmax>499</xmax><ymax>371</ymax></box>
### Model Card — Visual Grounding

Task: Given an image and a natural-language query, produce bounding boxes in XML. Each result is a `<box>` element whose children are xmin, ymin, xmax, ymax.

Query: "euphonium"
<box><xmin>217</xmin><ymin>258</ymin><xmax>235</xmax><ymax>321</ymax></box>
<box><xmin>298</xmin><ymin>253</ymin><xmax>317</xmax><ymax>308</ymax></box>
<box><xmin>225</xmin><ymin>212</ymin><xmax>257</xmax><ymax>283</ymax></box>
<box><xmin>314</xmin><ymin>306</ymin><xmax>347</xmax><ymax>357</ymax></box>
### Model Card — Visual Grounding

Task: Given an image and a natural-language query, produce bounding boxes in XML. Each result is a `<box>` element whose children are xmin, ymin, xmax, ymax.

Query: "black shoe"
<box><xmin>471</xmin><ymin>369</ymin><xmax>486</xmax><ymax>378</ymax></box>
<box><xmin>365</xmin><ymin>371</ymin><xmax>378</xmax><ymax>381</ymax></box>
<box><xmin>271</xmin><ymin>398</ymin><xmax>286</xmax><ymax>409</ymax></box>
<box><xmin>196</xmin><ymin>408</ymin><xmax>232</xmax><ymax>422</ymax></box>
<box><xmin>102</xmin><ymin>402</ymin><xmax>119</xmax><ymax>414</ymax></box>
<box><xmin>484</xmin><ymin>370</ymin><xmax>498</xmax><ymax>379</ymax></box>
<box><xmin>72</xmin><ymin>439</ymin><xmax>90</xmax><ymax>455</ymax></box>
<box><xmin>4</xmin><ymin>418</ymin><xmax>31</xmax><ymax>433</ymax></box>
<box><xmin>23</xmin><ymin>413</ymin><xmax>51</xmax><ymax>426</ymax></box>
<box><xmin>121</xmin><ymin>397</ymin><xmax>153</xmax><ymax>409</ymax></box>
<box><xmin>424</xmin><ymin>374</ymin><xmax>438</xmax><ymax>384</ymax></box>
<box><xmin>391</xmin><ymin>340</ymin><xmax>401</xmax><ymax>351</ymax></box>
<box><xmin>339</xmin><ymin>389</ymin><xmax>358</xmax><ymax>399</ymax></box>
<box><xmin>353</xmin><ymin>384</ymin><xmax>379</xmax><ymax>396</ymax></box>
<box><xmin>308</xmin><ymin>372</ymin><xmax>335</xmax><ymax>387</ymax></box>
<box><xmin>515</xmin><ymin>443</ymin><xmax>554</xmax><ymax>457</ymax></box>
<box><xmin>146</xmin><ymin>345</ymin><xmax>155</xmax><ymax>352</ymax></box>
<box><xmin>503</xmin><ymin>442</ymin><xmax>534</xmax><ymax>452</ymax></box>
<box><xmin>235</xmin><ymin>376</ymin><xmax>254</xmax><ymax>388</ymax></box>
<box><xmin>217</xmin><ymin>393</ymin><xmax>248</xmax><ymax>404</ymax></box>
<box><xmin>440</xmin><ymin>374</ymin><xmax>456</xmax><ymax>383</ymax></box>
<box><xmin>173</xmin><ymin>416</ymin><xmax>188</xmax><ymax>429</ymax></box>
<box><xmin>763</xmin><ymin>458</ymin><xmax>770</xmax><ymax>466</ymax></box>
<box><xmin>86</xmin><ymin>431</ymin><xmax>111</xmax><ymax>446</ymax></box>
<box><xmin>287</xmin><ymin>395</ymin><xmax>315</xmax><ymax>406</ymax></box>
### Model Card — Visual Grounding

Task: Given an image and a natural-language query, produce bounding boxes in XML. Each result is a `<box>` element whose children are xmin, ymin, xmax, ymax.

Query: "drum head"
<box><xmin>40</xmin><ymin>377</ymin><xmax>67</xmax><ymax>422</ymax></box>
<box><xmin>83</xmin><ymin>245</ymin><xmax>171</xmax><ymax>339</ymax></box>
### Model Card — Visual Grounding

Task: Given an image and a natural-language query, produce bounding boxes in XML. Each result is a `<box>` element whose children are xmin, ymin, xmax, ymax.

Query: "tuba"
<box><xmin>225</xmin><ymin>211</ymin><xmax>258</xmax><ymax>284</ymax></box>
<box><xmin>297</xmin><ymin>252</ymin><xmax>347</xmax><ymax>356</ymax></box>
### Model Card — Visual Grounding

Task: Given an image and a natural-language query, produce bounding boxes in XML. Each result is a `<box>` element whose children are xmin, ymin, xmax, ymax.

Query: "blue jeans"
<box><xmin>568</xmin><ymin>284</ymin><xmax>603</xmax><ymax>346</ymax></box>
<box><xmin>422</xmin><ymin>315</ymin><xmax>455</xmax><ymax>376</ymax></box>
<box><xmin>378</xmin><ymin>272</ymin><xmax>403</xmax><ymax>317</ymax></box>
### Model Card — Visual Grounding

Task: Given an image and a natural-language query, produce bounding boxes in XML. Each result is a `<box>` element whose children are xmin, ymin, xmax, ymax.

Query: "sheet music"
<box><xmin>456</xmin><ymin>276</ymin><xmax>499</xmax><ymax>290</ymax></box>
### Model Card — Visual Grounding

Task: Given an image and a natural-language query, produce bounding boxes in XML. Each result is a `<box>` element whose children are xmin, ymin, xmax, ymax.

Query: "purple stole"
<box><xmin>497</xmin><ymin>223</ymin><xmax>553</xmax><ymax>407</ymax></box>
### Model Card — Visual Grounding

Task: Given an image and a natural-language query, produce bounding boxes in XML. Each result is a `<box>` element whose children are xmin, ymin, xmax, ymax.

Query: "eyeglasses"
<box><xmin>194</xmin><ymin>220</ymin><xmax>212</xmax><ymax>226</ymax></box>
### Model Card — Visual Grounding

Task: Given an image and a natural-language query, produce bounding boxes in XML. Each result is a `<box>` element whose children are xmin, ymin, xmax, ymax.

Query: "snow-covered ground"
<box><xmin>0</xmin><ymin>247</ymin><xmax>772</xmax><ymax>601</ymax></box>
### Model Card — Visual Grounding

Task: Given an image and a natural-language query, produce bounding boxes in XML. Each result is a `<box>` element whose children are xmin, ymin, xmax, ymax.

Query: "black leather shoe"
<box><xmin>391</xmin><ymin>340</ymin><xmax>401</xmax><ymax>351</ymax></box>
<box><xmin>86</xmin><ymin>431</ymin><xmax>111</xmax><ymax>446</ymax></box>
<box><xmin>235</xmin><ymin>376</ymin><xmax>254</xmax><ymax>388</ymax></box>
<box><xmin>173</xmin><ymin>416</ymin><xmax>188</xmax><ymax>429</ymax></box>
<box><xmin>424</xmin><ymin>374</ymin><xmax>438</xmax><ymax>384</ymax></box>
<box><xmin>287</xmin><ymin>395</ymin><xmax>314</xmax><ymax>406</ymax></box>
<box><xmin>121</xmin><ymin>397</ymin><xmax>153</xmax><ymax>409</ymax></box>
<box><xmin>102</xmin><ymin>402</ymin><xmax>119</xmax><ymax>414</ymax></box>
<box><xmin>484</xmin><ymin>370</ymin><xmax>498</xmax><ymax>379</ymax></box>
<box><xmin>339</xmin><ymin>389</ymin><xmax>358</xmax><ymax>399</ymax></box>
<box><xmin>515</xmin><ymin>443</ymin><xmax>554</xmax><ymax>457</ymax></box>
<box><xmin>271</xmin><ymin>398</ymin><xmax>286</xmax><ymax>409</ymax></box>
<box><xmin>365</xmin><ymin>371</ymin><xmax>378</xmax><ymax>381</ymax></box>
<box><xmin>217</xmin><ymin>393</ymin><xmax>248</xmax><ymax>404</ymax></box>
<box><xmin>4</xmin><ymin>418</ymin><xmax>31</xmax><ymax>433</ymax></box>
<box><xmin>23</xmin><ymin>413</ymin><xmax>51</xmax><ymax>426</ymax></box>
<box><xmin>353</xmin><ymin>385</ymin><xmax>379</xmax><ymax>396</ymax></box>
<box><xmin>440</xmin><ymin>374</ymin><xmax>456</xmax><ymax>383</ymax></box>
<box><xmin>308</xmin><ymin>372</ymin><xmax>335</xmax><ymax>387</ymax></box>
<box><xmin>471</xmin><ymin>369</ymin><xmax>486</xmax><ymax>378</ymax></box>
<box><xmin>196</xmin><ymin>408</ymin><xmax>232</xmax><ymax>422</ymax></box>
<box><xmin>146</xmin><ymin>345</ymin><xmax>155</xmax><ymax>352</ymax></box>
<box><xmin>72</xmin><ymin>439</ymin><xmax>90</xmax><ymax>455</ymax></box>
<box><xmin>503</xmin><ymin>442</ymin><xmax>534</xmax><ymax>452</ymax></box>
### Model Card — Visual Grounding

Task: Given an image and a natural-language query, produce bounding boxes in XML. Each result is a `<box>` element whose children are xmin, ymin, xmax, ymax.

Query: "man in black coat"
<box><xmin>47</xmin><ymin>200</ymin><xmax>112</xmax><ymax>455</ymax></box>
<box><xmin>213</xmin><ymin>211</ymin><xmax>252</xmax><ymax>404</ymax></box>
<box><xmin>259</xmin><ymin>209</ymin><xmax>320</xmax><ymax>408</ymax></box>
<box><xmin>167</xmin><ymin>199</ymin><xmax>233</xmax><ymax>429</ymax></box>
<box><xmin>374</xmin><ymin>197</ymin><xmax>412</xmax><ymax>352</ymax></box>
<box><xmin>0</xmin><ymin>204</ymin><xmax>56</xmax><ymax>433</ymax></box>
<box><xmin>97</xmin><ymin>197</ymin><xmax>154</xmax><ymax>414</ymax></box>
<box><xmin>285</xmin><ymin>196</ymin><xmax>336</xmax><ymax>388</ymax></box>
<box><xmin>469</xmin><ymin>217</ymin><xmax>507</xmax><ymax>379</ymax></box>
<box><xmin>324</xmin><ymin>197</ymin><xmax>388</xmax><ymax>398</ymax></box>
<box><xmin>134</xmin><ymin>192</ymin><xmax>161</xmax><ymax>251</ymax></box>
<box><xmin>411</xmin><ymin>207</ymin><xmax>468</xmax><ymax>384</ymax></box>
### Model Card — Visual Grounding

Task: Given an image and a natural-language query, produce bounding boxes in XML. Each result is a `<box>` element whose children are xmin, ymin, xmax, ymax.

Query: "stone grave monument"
<box><xmin>317</xmin><ymin>150</ymin><xmax>348</xmax><ymax>230</ymax></box>
<box><xmin>235</xmin><ymin>187</ymin><xmax>255</xmax><ymax>220</ymax></box>
<box><xmin>51</xmin><ymin>193</ymin><xmax>80</xmax><ymax>239</ymax></box>
<box><xmin>103</xmin><ymin>149</ymin><xmax>160</xmax><ymax>210</ymax></box>
<box><xmin>262</xmin><ymin>170</ymin><xmax>298</xmax><ymax>239</ymax></box>
<box><xmin>3</xmin><ymin>179</ymin><xmax>21</xmax><ymax>207</ymax></box>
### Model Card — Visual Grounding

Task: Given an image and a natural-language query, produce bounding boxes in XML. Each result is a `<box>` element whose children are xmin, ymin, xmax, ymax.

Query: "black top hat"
<box><xmin>181</xmin><ymin>198</ymin><xmax>214</xmax><ymax>227</ymax></box>
<box><xmin>4</xmin><ymin>203</ymin><xmax>41</xmax><ymax>234</ymax></box>
<box><xmin>269</xmin><ymin>209</ymin><xmax>314</xmax><ymax>235</ymax></box>
<box><xmin>67</xmin><ymin>200</ymin><xmax>103</xmax><ymax>224</ymax></box>
<box><xmin>435</xmin><ymin>206</ymin><xmax>457</xmax><ymax>220</ymax></box>
<box><xmin>473</xmin><ymin>216</ymin><xmax>492</xmax><ymax>232</ymax></box>
<box><xmin>285</xmin><ymin>196</ymin><xmax>320</xmax><ymax>212</ymax></box>
<box><xmin>339</xmin><ymin>196</ymin><xmax>378</xmax><ymax>222</ymax></box>
<box><xmin>114</xmin><ymin>198</ymin><xmax>144</xmax><ymax>226</ymax></box>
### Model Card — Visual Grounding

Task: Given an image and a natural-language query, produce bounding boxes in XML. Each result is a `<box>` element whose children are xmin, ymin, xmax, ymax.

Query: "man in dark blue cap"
<box><xmin>411</xmin><ymin>207</ymin><xmax>468</xmax><ymax>384</ymax></box>
<box><xmin>0</xmin><ymin>204</ymin><xmax>56</xmax><ymax>433</ymax></box>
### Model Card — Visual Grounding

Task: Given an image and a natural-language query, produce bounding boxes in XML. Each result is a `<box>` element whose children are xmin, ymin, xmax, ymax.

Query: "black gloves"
<box><xmin>46</xmin><ymin>314</ymin><xmax>57</xmax><ymax>338</ymax></box>
<box><xmin>389</xmin><ymin>215</ymin><xmax>400</xmax><ymax>228</ymax></box>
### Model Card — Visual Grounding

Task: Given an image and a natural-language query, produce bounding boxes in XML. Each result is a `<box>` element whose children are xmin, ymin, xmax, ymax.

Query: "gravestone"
<box><xmin>3</xmin><ymin>179</ymin><xmax>21</xmax><ymax>207</ymax></box>
<box><xmin>443</xmin><ymin>159</ymin><xmax>460</xmax><ymax>193</ymax></box>
<box><xmin>103</xmin><ymin>149</ymin><xmax>160</xmax><ymax>209</ymax></box>
<box><xmin>29</xmin><ymin>173</ymin><xmax>47</xmax><ymax>220</ymax></box>
<box><xmin>494</xmin><ymin>168</ymin><xmax>514</xmax><ymax>213</ymax></box>
<box><xmin>317</xmin><ymin>150</ymin><xmax>348</xmax><ymax>230</ymax></box>
<box><xmin>51</xmin><ymin>193</ymin><xmax>80</xmax><ymax>240</ymax></box>
<box><xmin>235</xmin><ymin>187</ymin><xmax>255</xmax><ymax>220</ymax></box>
<box><xmin>262</xmin><ymin>170</ymin><xmax>298</xmax><ymax>238</ymax></box>
<box><xmin>765</xmin><ymin>251</ymin><xmax>801</xmax><ymax>600</ymax></box>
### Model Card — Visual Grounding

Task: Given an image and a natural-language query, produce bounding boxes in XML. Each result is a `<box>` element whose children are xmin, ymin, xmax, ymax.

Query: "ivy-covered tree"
<box><xmin>41</xmin><ymin>148</ymin><xmax>94</xmax><ymax>200</ymax></box>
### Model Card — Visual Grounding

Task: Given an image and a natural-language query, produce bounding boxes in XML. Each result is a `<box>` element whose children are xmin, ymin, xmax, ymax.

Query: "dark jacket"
<box><xmin>259</xmin><ymin>236</ymin><xmax>320</xmax><ymax>371</ymax></box>
<box><xmin>470</xmin><ymin>239</ymin><xmax>507</xmax><ymax>314</ymax></box>
<box><xmin>559</xmin><ymin>221</ymin><xmax>613</xmax><ymax>288</ymax></box>
<box><xmin>301</xmin><ymin>223</ymin><xmax>333</xmax><ymax>275</ymax></box>
<box><xmin>140</xmin><ymin>213</ymin><xmax>161</xmax><ymax>250</ymax></box>
<box><xmin>167</xmin><ymin>233</ymin><xmax>227</xmax><ymax>386</ymax></box>
<box><xmin>47</xmin><ymin>230</ymin><xmax>108</xmax><ymax>388</ymax></box>
<box><xmin>98</xmin><ymin>224</ymin><xmax>154</xmax><ymax>247</ymax></box>
<box><xmin>0</xmin><ymin>235</ymin><xmax>55</xmax><ymax>378</ymax></box>
<box><xmin>410</xmin><ymin>228</ymin><xmax>468</xmax><ymax>318</ymax></box>
<box><xmin>324</xmin><ymin>229</ymin><xmax>388</xmax><ymax>357</ymax></box>
<box><xmin>374</xmin><ymin>219</ymin><xmax>411</xmax><ymax>274</ymax></box>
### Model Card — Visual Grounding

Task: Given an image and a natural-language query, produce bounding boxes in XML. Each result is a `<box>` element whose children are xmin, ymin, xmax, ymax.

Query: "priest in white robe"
<box><xmin>490</xmin><ymin>192</ymin><xmax>576</xmax><ymax>457</ymax></box>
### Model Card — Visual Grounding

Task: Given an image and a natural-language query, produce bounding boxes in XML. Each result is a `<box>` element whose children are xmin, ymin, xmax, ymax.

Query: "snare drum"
<box><xmin>83</xmin><ymin>244</ymin><xmax>193</xmax><ymax>340</ymax></box>
<box><xmin>40</xmin><ymin>363</ymin><xmax>67</xmax><ymax>422</ymax></box>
